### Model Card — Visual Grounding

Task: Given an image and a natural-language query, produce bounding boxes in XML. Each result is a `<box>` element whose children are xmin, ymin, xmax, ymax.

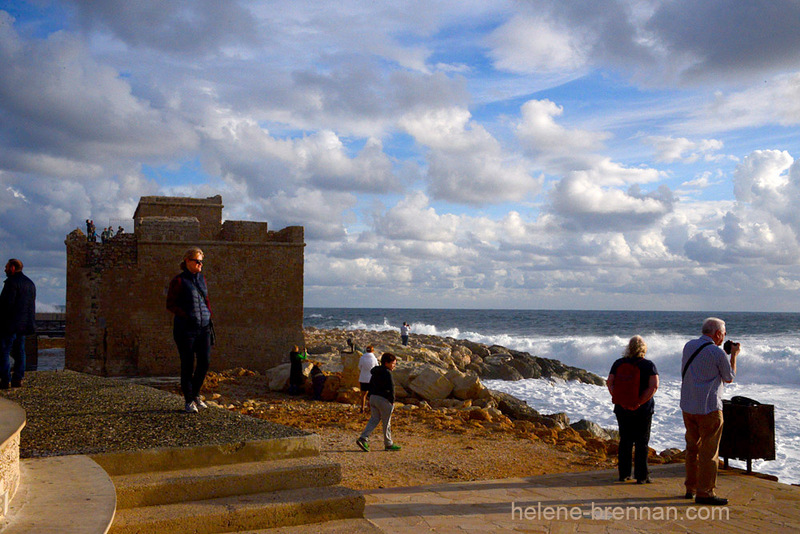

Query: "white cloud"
<box><xmin>486</xmin><ymin>14</ymin><xmax>588</xmax><ymax>74</ymax></box>
<box><xmin>399</xmin><ymin>107</ymin><xmax>540</xmax><ymax>204</ymax></box>
<box><xmin>516</xmin><ymin>99</ymin><xmax>609</xmax><ymax>172</ymax></box>
<box><xmin>644</xmin><ymin>135</ymin><xmax>724</xmax><ymax>163</ymax></box>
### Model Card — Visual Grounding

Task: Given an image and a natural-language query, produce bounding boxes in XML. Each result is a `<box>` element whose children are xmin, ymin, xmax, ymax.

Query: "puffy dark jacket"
<box><xmin>368</xmin><ymin>364</ymin><xmax>395</xmax><ymax>403</ymax></box>
<box><xmin>166</xmin><ymin>269</ymin><xmax>212</xmax><ymax>331</ymax></box>
<box><xmin>0</xmin><ymin>272</ymin><xmax>36</xmax><ymax>335</ymax></box>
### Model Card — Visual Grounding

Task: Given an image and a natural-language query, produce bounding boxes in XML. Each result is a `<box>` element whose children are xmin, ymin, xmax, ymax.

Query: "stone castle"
<box><xmin>65</xmin><ymin>195</ymin><xmax>305</xmax><ymax>376</ymax></box>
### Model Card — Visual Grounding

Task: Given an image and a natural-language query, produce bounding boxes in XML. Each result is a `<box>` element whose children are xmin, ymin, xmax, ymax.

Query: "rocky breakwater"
<box><xmin>262</xmin><ymin>327</ymin><xmax>685</xmax><ymax>466</ymax></box>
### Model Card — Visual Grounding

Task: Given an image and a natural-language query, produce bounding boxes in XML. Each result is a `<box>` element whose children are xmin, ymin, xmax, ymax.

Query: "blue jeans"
<box><xmin>0</xmin><ymin>333</ymin><xmax>26</xmax><ymax>385</ymax></box>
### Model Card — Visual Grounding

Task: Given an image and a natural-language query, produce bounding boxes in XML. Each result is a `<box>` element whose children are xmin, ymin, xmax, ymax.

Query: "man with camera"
<box><xmin>680</xmin><ymin>317</ymin><xmax>739</xmax><ymax>506</ymax></box>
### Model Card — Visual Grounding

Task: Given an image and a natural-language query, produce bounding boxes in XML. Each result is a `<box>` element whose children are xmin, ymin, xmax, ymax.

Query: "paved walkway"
<box><xmin>364</xmin><ymin>463</ymin><xmax>800</xmax><ymax>533</ymax></box>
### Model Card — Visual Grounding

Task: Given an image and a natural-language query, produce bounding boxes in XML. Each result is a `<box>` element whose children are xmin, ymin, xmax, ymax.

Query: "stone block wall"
<box><xmin>65</xmin><ymin>196</ymin><xmax>305</xmax><ymax>376</ymax></box>
<box><xmin>0</xmin><ymin>398</ymin><xmax>25</xmax><ymax>521</ymax></box>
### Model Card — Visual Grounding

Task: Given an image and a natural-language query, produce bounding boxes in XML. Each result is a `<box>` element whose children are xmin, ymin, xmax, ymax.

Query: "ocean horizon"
<box><xmin>304</xmin><ymin>307</ymin><xmax>800</xmax><ymax>485</ymax></box>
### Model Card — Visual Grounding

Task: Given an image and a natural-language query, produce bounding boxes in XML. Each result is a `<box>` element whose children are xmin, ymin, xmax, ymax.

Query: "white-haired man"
<box><xmin>680</xmin><ymin>317</ymin><xmax>739</xmax><ymax>506</ymax></box>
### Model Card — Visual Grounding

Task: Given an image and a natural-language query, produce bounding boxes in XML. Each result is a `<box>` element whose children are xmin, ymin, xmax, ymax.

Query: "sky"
<box><xmin>2</xmin><ymin>0</ymin><xmax>800</xmax><ymax>312</ymax></box>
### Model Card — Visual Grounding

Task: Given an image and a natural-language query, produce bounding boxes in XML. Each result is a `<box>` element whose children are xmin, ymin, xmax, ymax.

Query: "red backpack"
<box><xmin>612</xmin><ymin>360</ymin><xmax>640</xmax><ymax>410</ymax></box>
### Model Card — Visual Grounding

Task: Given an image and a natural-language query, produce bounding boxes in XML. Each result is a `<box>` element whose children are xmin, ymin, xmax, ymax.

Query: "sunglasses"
<box><xmin>189</xmin><ymin>259</ymin><xmax>204</xmax><ymax>265</ymax></box>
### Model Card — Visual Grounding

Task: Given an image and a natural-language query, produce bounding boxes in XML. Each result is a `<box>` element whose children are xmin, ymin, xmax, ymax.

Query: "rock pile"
<box><xmin>265</xmin><ymin>327</ymin><xmax>611</xmax><ymax>435</ymax></box>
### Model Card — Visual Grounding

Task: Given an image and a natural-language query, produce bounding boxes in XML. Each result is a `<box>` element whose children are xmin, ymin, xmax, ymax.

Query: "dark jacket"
<box><xmin>166</xmin><ymin>269</ymin><xmax>212</xmax><ymax>331</ymax></box>
<box><xmin>0</xmin><ymin>271</ymin><xmax>36</xmax><ymax>335</ymax></box>
<box><xmin>368</xmin><ymin>364</ymin><xmax>395</xmax><ymax>403</ymax></box>
<box><xmin>289</xmin><ymin>350</ymin><xmax>307</xmax><ymax>386</ymax></box>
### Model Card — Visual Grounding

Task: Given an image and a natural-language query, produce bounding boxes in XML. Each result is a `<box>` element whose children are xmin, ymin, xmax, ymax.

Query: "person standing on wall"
<box><xmin>681</xmin><ymin>317</ymin><xmax>739</xmax><ymax>506</ymax></box>
<box><xmin>607</xmin><ymin>335</ymin><xmax>659</xmax><ymax>484</ymax></box>
<box><xmin>167</xmin><ymin>248</ymin><xmax>213</xmax><ymax>413</ymax></box>
<box><xmin>0</xmin><ymin>259</ymin><xmax>36</xmax><ymax>389</ymax></box>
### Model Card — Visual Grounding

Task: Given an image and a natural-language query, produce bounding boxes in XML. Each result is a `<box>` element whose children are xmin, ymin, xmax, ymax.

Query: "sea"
<box><xmin>304</xmin><ymin>308</ymin><xmax>800</xmax><ymax>485</ymax></box>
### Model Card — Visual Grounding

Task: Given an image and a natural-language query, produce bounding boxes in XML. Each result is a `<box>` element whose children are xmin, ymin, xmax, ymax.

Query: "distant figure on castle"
<box><xmin>86</xmin><ymin>219</ymin><xmax>97</xmax><ymax>242</ymax></box>
<box><xmin>117</xmin><ymin>226</ymin><xmax>125</xmax><ymax>236</ymax></box>
<box><xmin>167</xmin><ymin>247</ymin><xmax>213</xmax><ymax>413</ymax></box>
<box><xmin>288</xmin><ymin>345</ymin><xmax>307</xmax><ymax>395</ymax></box>
<box><xmin>0</xmin><ymin>259</ymin><xmax>36</xmax><ymax>389</ymax></box>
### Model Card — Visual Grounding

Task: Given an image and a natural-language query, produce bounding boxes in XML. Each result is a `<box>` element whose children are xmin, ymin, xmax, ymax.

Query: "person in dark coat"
<box><xmin>0</xmin><ymin>259</ymin><xmax>36</xmax><ymax>389</ymax></box>
<box><xmin>166</xmin><ymin>248</ymin><xmax>213</xmax><ymax>413</ymax></box>
<box><xmin>288</xmin><ymin>345</ymin><xmax>307</xmax><ymax>394</ymax></box>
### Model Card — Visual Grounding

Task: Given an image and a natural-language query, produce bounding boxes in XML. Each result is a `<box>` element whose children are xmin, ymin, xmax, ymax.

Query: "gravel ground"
<box><xmin>0</xmin><ymin>370</ymin><xmax>307</xmax><ymax>458</ymax></box>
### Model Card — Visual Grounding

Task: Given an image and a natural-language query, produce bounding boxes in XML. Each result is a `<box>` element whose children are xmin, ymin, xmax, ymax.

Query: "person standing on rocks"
<box><xmin>0</xmin><ymin>259</ymin><xmax>36</xmax><ymax>389</ymax></box>
<box><xmin>400</xmin><ymin>322</ymin><xmax>410</xmax><ymax>346</ymax></box>
<box><xmin>607</xmin><ymin>335</ymin><xmax>659</xmax><ymax>484</ymax></box>
<box><xmin>680</xmin><ymin>317</ymin><xmax>739</xmax><ymax>506</ymax></box>
<box><xmin>288</xmin><ymin>345</ymin><xmax>307</xmax><ymax>395</ymax></box>
<box><xmin>167</xmin><ymin>247</ymin><xmax>213</xmax><ymax>413</ymax></box>
<box><xmin>357</xmin><ymin>352</ymin><xmax>401</xmax><ymax>452</ymax></box>
<box><xmin>358</xmin><ymin>345</ymin><xmax>379</xmax><ymax>412</ymax></box>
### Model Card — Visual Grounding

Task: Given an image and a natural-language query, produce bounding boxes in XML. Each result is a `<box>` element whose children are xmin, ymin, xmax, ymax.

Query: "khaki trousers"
<box><xmin>683</xmin><ymin>410</ymin><xmax>724</xmax><ymax>497</ymax></box>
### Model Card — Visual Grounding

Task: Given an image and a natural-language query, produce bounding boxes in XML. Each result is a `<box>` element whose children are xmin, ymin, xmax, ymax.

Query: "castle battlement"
<box><xmin>65</xmin><ymin>195</ymin><xmax>305</xmax><ymax>376</ymax></box>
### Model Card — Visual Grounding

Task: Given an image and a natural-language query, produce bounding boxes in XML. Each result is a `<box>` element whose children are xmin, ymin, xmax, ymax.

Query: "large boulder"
<box><xmin>336</xmin><ymin>387</ymin><xmax>361</xmax><ymax>405</ymax></box>
<box><xmin>266</xmin><ymin>364</ymin><xmax>290</xmax><ymax>391</ymax></box>
<box><xmin>320</xmin><ymin>374</ymin><xmax>341</xmax><ymax>401</ymax></box>
<box><xmin>570</xmin><ymin>419</ymin><xmax>614</xmax><ymax>440</ymax></box>
<box><xmin>446</xmin><ymin>369</ymin><xmax>484</xmax><ymax>400</ymax></box>
<box><xmin>408</xmin><ymin>366</ymin><xmax>454</xmax><ymax>401</ymax></box>
<box><xmin>308</xmin><ymin>344</ymin><xmax>335</xmax><ymax>355</ymax></box>
<box><xmin>490</xmin><ymin>390</ymin><xmax>541</xmax><ymax>421</ymax></box>
<box><xmin>340</xmin><ymin>353</ymin><xmax>361</xmax><ymax>388</ymax></box>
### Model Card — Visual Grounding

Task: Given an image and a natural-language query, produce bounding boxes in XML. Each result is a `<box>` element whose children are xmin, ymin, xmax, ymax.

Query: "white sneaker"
<box><xmin>185</xmin><ymin>401</ymin><xmax>198</xmax><ymax>413</ymax></box>
<box><xmin>194</xmin><ymin>397</ymin><xmax>208</xmax><ymax>409</ymax></box>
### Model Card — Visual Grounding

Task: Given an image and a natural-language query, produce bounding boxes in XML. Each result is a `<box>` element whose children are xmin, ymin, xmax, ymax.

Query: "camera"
<box><xmin>723</xmin><ymin>340</ymin><xmax>739</xmax><ymax>355</ymax></box>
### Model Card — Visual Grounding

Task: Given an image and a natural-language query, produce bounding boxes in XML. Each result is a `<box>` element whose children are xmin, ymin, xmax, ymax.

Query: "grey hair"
<box><xmin>701</xmin><ymin>317</ymin><xmax>726</xmax><ymax>336</ymax></box>
<box><xmin>623</xmin><ymin>335</ymin><xmax>647</xmax><ymax>359</ymax></box>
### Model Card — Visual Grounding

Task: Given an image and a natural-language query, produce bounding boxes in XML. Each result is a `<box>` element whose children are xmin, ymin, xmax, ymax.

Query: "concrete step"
<box><xmin>92</xmin><ymin>435</ymin><xmax>320</xmax><ymax>476</ymax></box>
<box><xmin>114</xmin><ymin>457</ymin><xmax>342</xmax><ymax>508</ymax></box>
<box><xmin>240</xmin><ymin>517</ymin><xmax>384</xmax><ymax>533</ymax></box>
<box><xmin>108</xmin><ymin>485</ymin><xmax>365</xmax><ymax>534</ymax></box>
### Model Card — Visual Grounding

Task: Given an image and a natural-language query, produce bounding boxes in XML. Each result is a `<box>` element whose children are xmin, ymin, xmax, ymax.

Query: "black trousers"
<box><xmin>616</xmin><ymin>410</ymin><xmax>653</xmax><ymax>481</ymax></box>
<box><xmin>174</xmin><ymin>326</ymin><xmax>211</xmax><ymax>404</ymax></box>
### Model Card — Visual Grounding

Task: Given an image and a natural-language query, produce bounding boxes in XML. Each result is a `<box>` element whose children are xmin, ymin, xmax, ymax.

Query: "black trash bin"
<box><xmin>719</xmin><ymin>398</ymin><xmax>775</xmax><ymax>473</ymax></box>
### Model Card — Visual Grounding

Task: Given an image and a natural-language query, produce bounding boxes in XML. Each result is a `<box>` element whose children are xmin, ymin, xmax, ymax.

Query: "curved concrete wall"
<box><xmin>0</xmin><ymin>397</ymin><xmax>26</xmax><ymax>519</ymax></box>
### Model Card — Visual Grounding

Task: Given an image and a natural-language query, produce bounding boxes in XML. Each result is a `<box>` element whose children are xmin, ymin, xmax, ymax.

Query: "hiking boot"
<box><xmin>356</xmin><ymin>437</ymin><xmax>369</xmax><ymax>452</ymax></box>
<box><xmin>385</xmin><ymin>444</ymin><xmax>402</xmax><ymax>451</ymax></box>
<box><xmin>184</xmin><ymin>401</ymin><xmax>198</xmax><ymax>413</ymax></box>
<box><xmin>10</xmin><ymin>378</ymin><xmax>22</xmax><ymax>388</ymax></box>
<box><xmin>194</xmin><ymin>397</ymin><xmax>208</xmax><ymax>409</ymax></box>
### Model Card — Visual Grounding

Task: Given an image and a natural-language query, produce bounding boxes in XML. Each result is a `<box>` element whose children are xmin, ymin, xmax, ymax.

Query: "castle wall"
<box><xmin>65</xmin><ymin>198</ymin><xmax>305</xmax><ymax>376</ymax></box>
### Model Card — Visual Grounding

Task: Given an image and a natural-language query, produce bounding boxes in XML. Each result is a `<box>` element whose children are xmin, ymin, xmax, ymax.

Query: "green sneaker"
<box><xmin>385</xmin><ymin>444</ymin><xmax>401</xmax><ymax>451</ymax></box>
<box><xmin>356</xmin><ymin>438</ymin><xmax>369</xmax><ymax>452</ymax></box>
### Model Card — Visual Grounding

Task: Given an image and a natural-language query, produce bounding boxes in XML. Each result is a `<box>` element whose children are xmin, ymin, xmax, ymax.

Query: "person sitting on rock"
<box><xmin>358</xmin><ymin>345</ymin><xmax>379</xmax><ymax>412</ymax></box>
<box><xmin>357</xmin><ymin>352</ymin><xmax>401</xmax><ymax>452</ymax></box>
<box><xmin>310</xmin><ymin>364</ymin><xmax>326</xmax><ymax>400</ymax></box>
